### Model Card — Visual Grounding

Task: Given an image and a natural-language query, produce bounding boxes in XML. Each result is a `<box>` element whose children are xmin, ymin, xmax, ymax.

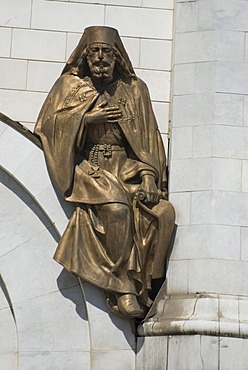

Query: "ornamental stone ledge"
<box><xmin>138</xmin><ymin>293</ymin><xmax>248</xmax><ymax>339</ymax></box>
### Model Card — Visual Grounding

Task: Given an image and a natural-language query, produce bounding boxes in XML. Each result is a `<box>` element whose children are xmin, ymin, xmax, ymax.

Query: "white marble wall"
<box><xmin>0</xmin><ymin>1</ymin><xmax>175</xmax><ymax>369</ymax></box>
<box><xmin>137</xmin><ymin>335</ymin><xmax>248</xmax><ymax>370</ymax></box>
<box><xmin>167</xmin><ymin>0</ymin><xmax>248</xmax><ymax>298</ymax></box>
<box><xmin>137</xmin><ymin>1</ymin><xmax>248</xmax><ymax>368</ymax></box>
<box><xmin>0</xmin><ymin>0</ymin><xmax>174</xmax><ymax>154</ymax></box>
<box><xmin>138</xmin><ymin>0</ymin><xmax>248</xmax><ymax>358</ymax></box>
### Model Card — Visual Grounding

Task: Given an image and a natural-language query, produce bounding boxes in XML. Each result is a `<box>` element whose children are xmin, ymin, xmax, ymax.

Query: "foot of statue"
<box><xmin>117</xmin><ymin>294</ymin><xmax>144</xmax><ymax>318</ymax></box>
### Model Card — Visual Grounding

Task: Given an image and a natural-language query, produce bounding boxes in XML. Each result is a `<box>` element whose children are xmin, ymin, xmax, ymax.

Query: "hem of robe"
<box><xmin>54</xmin><ymin>255</ymin><xmax>141</xmax><ymax>296</ymax></box>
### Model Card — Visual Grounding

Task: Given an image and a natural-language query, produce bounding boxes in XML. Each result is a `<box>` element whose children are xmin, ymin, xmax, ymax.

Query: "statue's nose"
<box><xmin>98</xmin><ymin>49</ymin><xmax>104</xmax><ymax>60</ymax></box>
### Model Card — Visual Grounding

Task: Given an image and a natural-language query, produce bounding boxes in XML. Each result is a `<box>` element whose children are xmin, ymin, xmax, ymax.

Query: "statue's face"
<box><xmin>87</xmin><ymin>43</ymin><xmax>116</xmax><ymax>84</ymax></box>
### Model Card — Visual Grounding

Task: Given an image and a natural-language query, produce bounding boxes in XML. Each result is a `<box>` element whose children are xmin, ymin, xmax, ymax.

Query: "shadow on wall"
<box><xmin>57</xmin><ymin>269</ymin><xmax>137</xmax><ymax>350</ymax></box>
<box><xmin>57</xmin><ymin>268</ymin><xmax>88</xmax><ymax>321</ymax></box>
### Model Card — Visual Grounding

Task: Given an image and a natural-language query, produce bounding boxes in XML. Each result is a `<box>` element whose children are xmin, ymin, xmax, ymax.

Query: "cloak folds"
<box><xmin>35</xmin><ymin>71</ymin><xmax>175</xmax><ymax>308</ymax></box>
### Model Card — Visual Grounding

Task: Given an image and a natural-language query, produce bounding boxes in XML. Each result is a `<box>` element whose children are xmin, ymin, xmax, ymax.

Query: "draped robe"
<box><xmin>35</xmin><ymin>71</ymin><xmax>175</xmax><ymax>307</ymax></box>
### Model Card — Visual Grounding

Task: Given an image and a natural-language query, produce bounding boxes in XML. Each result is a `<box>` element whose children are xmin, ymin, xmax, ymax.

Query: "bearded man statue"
<box><xmin>34</xmin><ymin>26</ymin><xmax>175</xmax><ymax>319</ymax></box>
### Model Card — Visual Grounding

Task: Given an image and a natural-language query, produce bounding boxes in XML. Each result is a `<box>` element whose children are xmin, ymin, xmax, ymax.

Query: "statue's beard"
<box><xmin>88</xmin><ymin>60</ymin><xmax>115</xmax><ymax>82</ymax></box>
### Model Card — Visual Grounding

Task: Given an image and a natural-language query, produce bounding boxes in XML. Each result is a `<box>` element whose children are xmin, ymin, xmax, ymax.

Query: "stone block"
<box><xmin>0</xmin><ymin>230</ymin><xmax>59</xmax><ymax>302</ymax></box>
<box><xmin>136</xmin><ymin>337</ymin><xmax>168</xmax><ymax>370</ymax></box>
<box><xmin>0</xmin><ymin>0</ymin><xmax>31</xmax><ymax>28</ymax></box>
<box><xmin>105</xmin><ymin>6</ymin><xmax>173</xmax><ymax>39</ymax></box>
<box><xmin>214</xmin><ymin>126</ymin><xmax>248</xmax><ymax>160</ymax></box>
<box><xmin>173</xmin><ymin>63</ymin><xmax>195</xmax><ymax>95</ymax></box>
<box><xmin>15</xmin><ymin>289</ymin><xmax>90</xmax><ymax>352</ymax></box>
<box><xmin>172</xmin><ymin>93</ymin><xmax>215</xmax><ymax>127</ymax></box>
<box><xmin>0</xmin><ymin>308</ymin><xmax>17</xmax><ymax>352</ymax></box>
<box><xmin>166</xmin><ymin>260</ymin><xmax>189</xmax><ymax>294</ymax></box>
<box><xmin>173</xmin><ymin>92</ymin><xmax>243</xmax><ymax>128</ymax></box>
<box><xmin>244</xmin><ymin>95</ymin><xmax>248</xmax><ymax>126</ymax></box>
<box><xmin>169</xmin><ymin>158</ymin><xmax>212</xmax><ymax>192</ymax></box>
<box><xmin>175</xmin><ymin>1</ymin><xmax>198</xmax><ymax>33</ymax></box>
<box><xmin>217</xmin><ymin>62</ymin><xmax>248</xmax><ymax>95</ymax></box>
<box><xmin>140</xmin><ymin>39</ymin><xmax>172</xmax><ymax>70</ymax></box>
<box><xmin>91</xmin><ymin>350</ymin><xmax>135</xmax><ymax>370</ymax></box>
<box><xmin>143</xmin><ymin>0</ymin><xmax>174</xmax><ymax>9</ymax></box>
<box><xmin>170</xmin><ymin>127</ymin><xmax>193</xmax><ymax>159</ymax></box>
<box><xmin>31</xmin><ymin>0</ymin><xmax>105</xmax><ymax>32</ymax></box>
<box><xmin>192</xmin><ymin>191</ymin><xmax>248</xmax><ymax>227</ymax></box>
<box><xmin>0</xmin><ymin>89</ymin><xmax>46</xmax><ymax>123</ymax></box>
<box><xmin>191</xmin><ymin>130</ymin><xmax>243</xmax><ymax>189</ymax></box>
<box><xmin>212</xmin><ymin>158</ymin><xmax>242</xmax><ymax>192</ymax></box>
<box><xmin>175</xmin><ymin>30</ymin><xmax>215</xmax><ymax>64</ymax></box>
<box><xmin>219</xmin><ymin>337</ymin><xmax>248</xmax><ymax>370</ymax></box>
<box><xmin>18</xmin><ymin>351</ymin><xmax>90</xmax><ymax>370</ymax></box>
<box><xmin>0</xmin><ymin>127</ymin><xmax>35</xmax><ymax>174</ymax></box>
<box><xmin>211</xmin><ymin>223</ymin><xmax>242</xmax><ymax>259</ymax></box>
<box><xmin>215</xmin><ymin>93</ymin><xmax>243</xmax><ymax>126</ymax></box>
<box><xmin>81</xmin><ymin>282</ymin><xmax>135</xmax><ymax>351</ymax></box>
<box><xmin>174</xmin><ymin>62</ymin><xmax>216</xmax><ymax>95</ymax></box>
<box><xmin>22</xmin><ymin>122</ymin><xmax>35</xmax><ymax>131</ymax></box>
<box><xmin>0</xmin><ymin>354</ymin><xmax>17</xmax><ymax>370</ymax></box>
<box><xmin>242</xmin><ymin>160</ymin><xmax>248</xmax><ymax>192</ymax></box>
<box><xmin>241</xmin><ymin>227</ymin><xmax>248</xmax><ymax>260</ymax></box>
<box><xmin>171</xmin><ymin>225</ymin><xmax>241</xmax><ymax>261</ymax></box>
<box><xmin>219</xmin><ymin>296</ymin><xmax>239</xmax><ymax>327</ymax></box>
<box><xmin>0</xmin><ymin>283</ymin><xmax>9</xmax><ymax>310</ymax></box>
<box><xmin>238</xmin><ymin>297</ymin><xmax>248</xmax><ymax>323</ymax></box>
<box><xmin>245</xmin><ymin>33</ymin><xmax>248</xmax><ymax>62</ymax></box>
<box><xmin>136</xmin><ymin>69</ymin><xmax>170</xmax><ymax>102</ymax></box>
<box><xmin>175</xmin><ymin>30</ymin><xmax>245</xmax><ymax>64</ymax></box>
<box><xmin>12</xmin><ymin>29</ymin><xmax>66</xmax><ymax>62</ymax></box>
<box><xmin>216</xmin><ymin>30</ymin><xmax>245</xmax><ymax>62</ymax></box>
<box><xmin>72</xmin><ymin>0</ymin><xmax>141</xmax><ymax>5</ymax></box>
<box><xmin>0</xmin><ymin>179</ymin><xmax>54</xmax><ymax>259</ymax></box>
<box><xmin>14</xmin><ymin>148</ymin><xmax>50</xmax><ymax>196</ymax></box>
<box><xmin>35</xmin><ymin>183</ymin><xmax>69</xmax><ymax>224</ymax></box>
<box><xmin>191</xmin><ymin>191</ymin><xmax>213</xmax><ymax>225</ymax></box>
<box><xmin>121</xmin><ymin>37</ymin><xmax>140</xmax><ymax>69</ymax></box>
<box><xmin>0</xmin><ymin>122</ymin><xmax>7</xmax><ymax>137</ymax></box>
<box><xmin>188</xmin><ymin>259</ymin><xmax>248</xmax><ymax>296</ymax></box>
<box><xmin>152</xmin><ymin>101</ymin><xmax>169</xmax><ymax>134</ymax></box>
<box><xmin>0</xmin><ymin>28</ymin><xmax>12</xmax><ymax>57</ymax></box>
<box><xmin>27</xmin><ymin>61</ymin><xmax>63</xmax><ymax>92</ymax></box>
<box><xmin>192</xmin><ymin>296</ymin><xmax>219</xmax><ymax>322</ymax></box>
<box><xmin>168</xmin><ymin>192</ymin><xmax>191</xmax><ymax>225</ymax></box>
<box><xmin>66</xmin><ymin>33</ymin><xmax>82</xmax><ymax>60</ymax></box>
<box><xmin>168</xmin><ymin>335</ymin><xmax>219</xmax><ymax>370</ymax></box>
<box><xmin>176</xmin><ymin>1</ymin><xmax>248</xmax><ymax>36</ymax></box>
<box><xmin>215</xmin><ymin>0</ymin><xmax>248</xmax><ymax>32</ymax></box>
<box><xmin>192</xmin><ymin>125</ymin><xmax>213</xmax><ymax>158</ymax></box>
<box><xmin>193</xmin><ymin>125</ymin><xmax>248</xmax><ymax>160</ymax></box>
<box><xmin>197</xmin><ymin>0</ymin><xmax>216</xmax><ymax>31</ymax></box>
<box><xmin>0</xmin><ymin>58</ymin><xmax>27</xmax><ymax>90</ymax></box>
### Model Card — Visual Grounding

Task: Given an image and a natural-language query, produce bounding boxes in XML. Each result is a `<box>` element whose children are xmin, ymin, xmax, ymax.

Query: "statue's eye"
<box><xmin>91</xmin><ymin>47</ymin><xmax>99</xmax><ymax>53</ymax></box>
<box><xmin>103</xmin><ymin>48</ymin><xmax>111</xmax><ymax>53</ymax></box>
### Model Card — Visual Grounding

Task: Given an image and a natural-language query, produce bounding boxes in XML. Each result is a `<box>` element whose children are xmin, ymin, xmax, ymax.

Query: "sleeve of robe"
<box><xmin>34</xmin><ymin>74</ymin><xmax>86</xmax><ymax>198</ymax></box>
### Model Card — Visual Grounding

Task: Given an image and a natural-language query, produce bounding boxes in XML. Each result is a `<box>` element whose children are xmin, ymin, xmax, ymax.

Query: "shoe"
<box><xmin>117</xmin><ymin>294</ymin><xmax>144</xmax><ymax>318</ymax></box>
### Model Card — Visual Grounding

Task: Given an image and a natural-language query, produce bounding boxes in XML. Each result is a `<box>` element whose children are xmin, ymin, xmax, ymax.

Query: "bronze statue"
<box><xmin>34</xmin><ymin>26</ymin><xmax>175</xmax><ymax>319</ymax></box>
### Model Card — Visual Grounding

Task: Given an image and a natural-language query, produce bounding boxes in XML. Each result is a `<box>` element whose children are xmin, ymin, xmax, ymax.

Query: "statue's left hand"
<box><xmin>138</xmin><ymin>175</ymin><xmax>159</xmax><ymax>205</ymax></box>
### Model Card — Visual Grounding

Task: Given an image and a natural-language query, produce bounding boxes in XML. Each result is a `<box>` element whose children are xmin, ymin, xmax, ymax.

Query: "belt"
<box><xmin>87</xmin><ymin>144</ymin><xmax>124</xmax><ymax>166</ymax></box>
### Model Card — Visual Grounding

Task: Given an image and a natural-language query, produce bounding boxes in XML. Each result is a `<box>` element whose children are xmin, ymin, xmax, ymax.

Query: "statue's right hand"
<box><xmin>85</xmin><ymin>102</ymin><xmax>122</xmax><ymax>125</ymax></box>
